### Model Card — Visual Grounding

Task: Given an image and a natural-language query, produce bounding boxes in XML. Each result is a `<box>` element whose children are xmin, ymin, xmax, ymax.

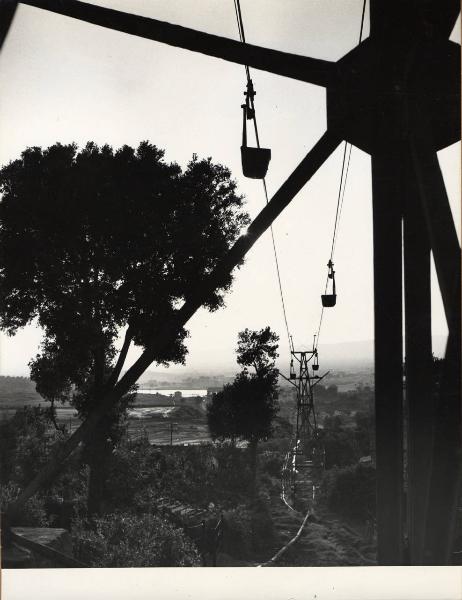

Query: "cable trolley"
<box><xmin>240</xmin><ymin>79</ymin><xmax>271</xmax><ymax>179</ymax></box>
<box><xmin>321</xmin><ymin>260</ymin><xmax>337</xmax><ymax>307</ymax></box>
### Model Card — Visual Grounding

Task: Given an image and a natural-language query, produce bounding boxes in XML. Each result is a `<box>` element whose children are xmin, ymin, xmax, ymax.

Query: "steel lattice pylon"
<box><xmin>287</xmin><ymin>350</ymin><xmax>326</xmax><ymax>509</ymax></box>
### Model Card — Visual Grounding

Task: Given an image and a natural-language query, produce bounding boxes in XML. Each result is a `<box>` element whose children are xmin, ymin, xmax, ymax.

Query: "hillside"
<box><xmin>0</xmin><ymin>376</ymin><xmax>42</xmax><ymax>408</ymax></box>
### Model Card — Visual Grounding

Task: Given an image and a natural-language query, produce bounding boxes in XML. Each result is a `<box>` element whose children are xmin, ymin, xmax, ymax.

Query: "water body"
<box><xmin>137</xmin><ymin>389</ymin><xmax>207</xmax><ymax>397</ymax></box>
<box><xmin>129</xmin><ymin>407</ymin><xmax>174</xmax><ymax>419</ymax></box>
<box><xmin>54</xmin><ymin>406</ymin><xmax>177</xmax><ymax>421</ymax></box>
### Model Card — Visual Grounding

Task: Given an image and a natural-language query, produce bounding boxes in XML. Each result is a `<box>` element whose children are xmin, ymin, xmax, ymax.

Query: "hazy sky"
<box><xmin>0</xmin><ymin>1</ymin><xmax>460</xmax><ymax>376</ymax></box>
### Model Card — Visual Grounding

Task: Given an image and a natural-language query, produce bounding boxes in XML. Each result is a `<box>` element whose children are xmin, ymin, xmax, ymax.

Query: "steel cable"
<box><xmin>233</xmin><ymin>0</ymin><xmax>293</xmax><ymax>350</ymax></box>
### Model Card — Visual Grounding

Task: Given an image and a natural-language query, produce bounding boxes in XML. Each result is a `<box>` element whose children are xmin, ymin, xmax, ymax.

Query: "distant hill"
<box><xmin>0</xmin><ymin>375</ymin><xmax>42</xmax><ymax>409</ymax></box>
<box><xmin>135</xmin><ymin>335</ymin><xmax>448</xmax><ymax>383</ymax></box>
<box><xmin>0</xmin><ymin>375</ymin><xmax>37</xmax><ymax>393</ymax></box>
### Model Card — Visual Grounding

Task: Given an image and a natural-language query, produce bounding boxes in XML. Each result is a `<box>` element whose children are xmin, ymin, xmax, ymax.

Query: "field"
<box><xmin>0</xmin><ymin>384</ymin><xmax>212</xmax><ymax>446</ymax></box>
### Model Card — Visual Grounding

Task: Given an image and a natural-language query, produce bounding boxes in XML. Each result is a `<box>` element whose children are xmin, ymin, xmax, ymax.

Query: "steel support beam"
<box><xmin>403</xmin><ymin>153</ymin><xmax>433</xmax><ymax>565</ymax></box>
<box><xmin>408</xmin><ymin>113</ymin><xmax>461</xmax><ymax>564</ymax></box>
<box><xmin>20</xmin><ymin>0</ymin><xmax>334</xmax><ymax>87</ymax></box>
<box><xmin>370</xmin><ymin>0</ymin><xmax>460</xmax><ymax>39</ymax></box>
<box><xmin>423</xmin><ymin>327</ymin><xmax>461</xmax><ymax>564</ymax></box>
<box><xmin>0</xmin><ymin>0</ymin><xmax>17</xmax><ymax>50</ymax></box>
<box><xmin>9</xmin><ymin>130</ymin><xmax>342</xmax><ymax>514</ymax></box>
<box><xmin>371</xmin><ymin>149</ymin><xmax>404</xmax><ymax>565</ymax></box>
<box><xmin>410</xmin><ymin>139</ymin><xmax>460</xmax><ymax>334</ymax></box>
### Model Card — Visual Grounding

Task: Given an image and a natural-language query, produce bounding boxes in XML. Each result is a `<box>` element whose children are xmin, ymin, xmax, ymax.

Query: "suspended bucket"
<box><xmin>321</xmin><ymin>260</ymin><xmax>336</xmax><ymax>308</ymax></box>
<box><xmin>312</xmin><ymin>363</ymin><xmax>319</xmax><ymax>371</ymax></box>
<box><xmin>321</xmin><ymin>293</ymin><xmax>337</xmax><ymax>308</ymax></box>
<box><xmin>289</xmin><ymin>359</ymin><xmax>296</xmax><ymax>379</ymax></box>
<box><xmin>241</xmin><ymin>146</ymin><xmax>271</xmax><ymax>179</ymax></box>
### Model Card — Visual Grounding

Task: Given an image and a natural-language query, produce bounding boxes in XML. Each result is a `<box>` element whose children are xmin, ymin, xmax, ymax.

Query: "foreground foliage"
<box><xmin>319</xmin><ymin>463</ymin><xmax>376</xmax><ymax>521</ymax></box>
<box><xmin>72</xmin><ymin>513</ymin><xmax>200</xmax><ymax>567</ymax></box>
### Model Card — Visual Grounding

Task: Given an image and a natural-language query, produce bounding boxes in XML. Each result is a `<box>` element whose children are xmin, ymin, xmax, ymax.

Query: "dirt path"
<box><xmin>262</xmin><ymin>495</ymin><xmax>376</xmax><ymax>566</ymax></box>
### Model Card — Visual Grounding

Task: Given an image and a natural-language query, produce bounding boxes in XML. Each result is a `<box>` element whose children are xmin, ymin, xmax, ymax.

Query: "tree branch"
<box><xmin>48</xmin><ymin>398</ymin><xmax>66</xmax><ymax>434</ymax></box>
<box><xmin>107</xmin><ymin>327</ymin><xmax>133</xmax><ymax>389</ymax></box>
<box><xmin>0</xmin><ymin>1</ymin><xmax>18</xmax><ymax>51</ymax></box>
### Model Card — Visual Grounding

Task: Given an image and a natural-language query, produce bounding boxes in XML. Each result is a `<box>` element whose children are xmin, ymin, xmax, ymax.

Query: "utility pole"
<box><xmin>170</xmin><ymin>422</ymin><xmax>178</xmax><ymax>446</ymax></box>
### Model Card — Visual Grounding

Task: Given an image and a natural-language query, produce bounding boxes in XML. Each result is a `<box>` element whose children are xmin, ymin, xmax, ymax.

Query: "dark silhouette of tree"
<box><xmin>0</xmin><ymin>141</ymin><xmax>249</xmax><ymax>514</ymax></box>
<box><xmin>207</xmin><ymin>327</ymin><xmax>279</xmax><ymax>498</ymax></box>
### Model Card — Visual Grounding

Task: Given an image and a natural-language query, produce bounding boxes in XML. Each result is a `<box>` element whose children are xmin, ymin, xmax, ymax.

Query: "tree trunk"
<box><xmin>86</xmin><ymin>347</ymin><xmax>110</xmax><ymax>517</ymax></box>
<box><xmin>249</xmin><ymin>439</ymin><xmax>258</xmax><ymax>502</ymax></box>
<box><xmin>86</xmin><ymin>421</ymin><xmax>112</xmax><ymax>517</ymax></box>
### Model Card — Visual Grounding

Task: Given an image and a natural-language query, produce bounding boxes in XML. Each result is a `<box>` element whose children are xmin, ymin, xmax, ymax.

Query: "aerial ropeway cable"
<box><xmin>233</xmin><ymin>0</ymin><xmax>293</xmax><ymax>354</ymax></box>
<box><xmin>314</xmin><ymin>0</ymin><xmax>367</xmax><ymax>353</ymax></box>
<box><xmin>234</xmin><ymin>0</ymin><xmax>366</xmax><ymax>374</ymax></box>
<box><xmin>234</xmin><ymin>0</ymin><xmax>272</xmax><ymax>180</ymax></box>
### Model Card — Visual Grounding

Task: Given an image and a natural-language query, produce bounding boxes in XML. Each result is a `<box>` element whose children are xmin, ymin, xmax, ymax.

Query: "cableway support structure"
<box><xmin>283</xmin><ymin>349</ymin><xmax>326</xmax><ymax>512</ymax></box>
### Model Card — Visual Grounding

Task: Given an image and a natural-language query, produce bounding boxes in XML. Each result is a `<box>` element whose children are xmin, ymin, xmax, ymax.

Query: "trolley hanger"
<box><xmin>289</xmin><ymin>357</ymin><xmax>296</xmax><ymax>380</ymax></box>
<box><xmin>321</xmin><ymin>259</ymin><xmax>336</xmax><ymax>307</ymax></box>
<box><xmin>312</xmin><ymin>350</ymin><xmax>319</xmax><ymax>371</ymax></box>
<box><xmin>240</xmin><ymin>79</ymin><xmax>271</xmax><ymax>179</ymax></box>
<box><xmin>312</xmin><ymin>335</ymin><xmax>319</xmax><ymax>371</ymax></box>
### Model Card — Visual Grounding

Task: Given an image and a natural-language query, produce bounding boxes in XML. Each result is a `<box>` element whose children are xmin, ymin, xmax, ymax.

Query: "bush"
<box><xmin>0</xmin><ymin>406</ymin><xmax>55</xmax><ymax>487</ymax></box>
<box><xmin>72</xmin><ymin>512</ymin><xmax>200</xmax><ymax>567</ymax></box>
<box><xmin>250</xmin><ymin>494</ymin><xmax>275</xmax><ymax>554</ymax></box>
<box><xmin>222</xmin><ymin>505</ymin><xmax>252</xmax><ymax>558</ymax></box>
<box><xmin>103</xmin><ymin>438</ymin><xmax>157</xmax><ymax>511</ymax></box>
<box><xmin>319</xmin><ymin>463</ymin><xmax>376</xmax><ymax>521</ymax></box>
<box><xmin>259</xmin><ymin>451</ymin><xmax>283</xmax><ymax>478</ymax></box>
<box><xmin>221</xmin><ymin>495</ymin><xmax>275</xmax><ymax>559</ymax></box>
<box><xmin>0</xmin><ymin>482</ymin><xmax>48</xmax><ymax>527</ymax></box>
<box><xmin>214</xmin><ymin>443</ymin><xmax>253</xmax><ymax>505</ymax></box>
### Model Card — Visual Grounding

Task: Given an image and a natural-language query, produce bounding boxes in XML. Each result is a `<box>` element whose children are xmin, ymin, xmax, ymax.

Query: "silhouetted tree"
<box><xmin>0</xmin><ymin>141</ymin><xmax>249</xmax><ymax>514</ymax></box>
<box><xmin>207</xmin><ymin>327</ymin><xmax>279</xmax><ymax>498</ymax></box>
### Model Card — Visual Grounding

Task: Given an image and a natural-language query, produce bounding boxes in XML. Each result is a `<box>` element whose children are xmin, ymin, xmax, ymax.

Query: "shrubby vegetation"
<box><xmin>0</xmin><ymin>390</ymin><xmax>375</xmax><ymax>564</ymax></box>
<box><xmin>0</xmin><ymin>406</ymin><xmax>52</xmax><ymax>486</ymax></box>
<box><xmin>0</xmin><ymin>404</ymin><xmax>286</xmax><ymax>564</ymax></box>
<box><xmin>0</xmin><ymin>482</ymin><xmax>48</xmax><ymax>527</ymax></box>
<box><xmin>319</xmin><ymin>464</ymin><xmax>376</xmax><ymax>521</ymax></box>
<box><xmin>321</xmin><ymin>412</ymin><xmax>373</xmax><ymax>469</ymax></box>
<box><xmin>72</xmin><ymin>513</ymin><xmax>200</xmax><ymax>567</ymax></box>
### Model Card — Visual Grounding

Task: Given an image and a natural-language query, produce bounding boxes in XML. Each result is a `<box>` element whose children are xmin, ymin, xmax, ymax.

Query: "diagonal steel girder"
<box><xmin>9</xmin><ymin>130</ymin><xmax>342</xmax><ymax>513</ymax></box>
<box><xmin>0</xmin><ymin>0</ymin><xmax>18</xmax><ymax>50</ymax></box>
<box><xmin>19</xmin><ymin>0</ymin><xmax>334</xmax><ymax>87</ymax></box>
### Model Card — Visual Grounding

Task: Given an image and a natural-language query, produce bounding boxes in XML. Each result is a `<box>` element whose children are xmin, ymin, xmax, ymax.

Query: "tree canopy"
<box><xmin>207</xmin><ymin>327</ymin><xmax>280</xmax><ymax>445</ymax></box>
<box><xmin>0</xmin><ymin>141</ymin><xmax>249</xmax><ymax>384</ymax></box>
<box><xmin>236</xmin><ymin>327</ymin><xmax>279</xmax><ymax>377</ymax></box>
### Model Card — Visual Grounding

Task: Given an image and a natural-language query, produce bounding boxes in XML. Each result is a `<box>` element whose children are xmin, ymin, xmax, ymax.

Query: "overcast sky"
<box><xmin>0</xmin><ymin>1</ymin><xmax>459</xmax><ymax>376</ymax></box>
